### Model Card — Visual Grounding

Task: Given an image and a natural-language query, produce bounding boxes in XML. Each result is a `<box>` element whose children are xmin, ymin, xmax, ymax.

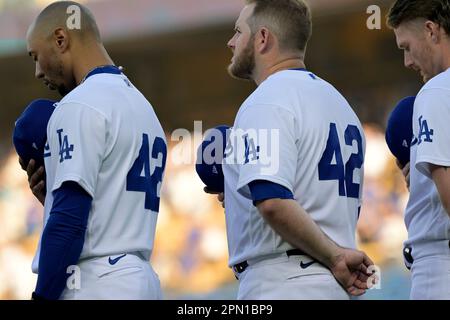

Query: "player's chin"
<box><xmin>227</xmin><ymin>65</ymin><xmax>252</xmax><ymax>81</ymax></box>
<box><xmin>44</xmin><ymin>82</ymin><xmax>56</xmax><ymax>90</ymax></box>
<box><xmin>419</xmin><ymin>70</ymin><xmax>431</xmax><ymax>83</ymax></box>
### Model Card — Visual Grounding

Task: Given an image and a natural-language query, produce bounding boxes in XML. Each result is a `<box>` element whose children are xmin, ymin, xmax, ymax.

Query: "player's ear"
<box><xmin>255</xmin><ymin>27</ymin><xmax>272</xmax><ymax>54</ymax></box>
<box><xmin>424</xmin><ymin>21</ymin><xmax>440</xmax><ymax>43</ymax></box>
<box><xmin>53</xmin><ymin>28</ymin><xmax>70</xmax><ymax>53</ymax></box>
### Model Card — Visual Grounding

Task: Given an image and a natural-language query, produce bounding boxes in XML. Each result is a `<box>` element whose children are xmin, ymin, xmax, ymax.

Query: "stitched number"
<box><xmin>344</xmin><ymin>125</ymin><xmax>363</xmax><ymax>198</ymax></box>
<box><xmin>127</xmin><ymin>134</ymin><xmax>167</xmax><ymax>212</ymax></box>
<box><xmin>318</xmin><ymin>123</ymin><xmax>363</xmax><ymax>199</ymax></box>
<box><xmin>318</xmin><ymin>123</ymin><xmax>346</xmax><ymax>196</ymax></box>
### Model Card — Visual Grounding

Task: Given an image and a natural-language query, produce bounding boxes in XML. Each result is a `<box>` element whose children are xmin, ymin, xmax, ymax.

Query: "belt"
<box><xmin>403</xmin><ymin>240</ymin><xmax>450</xmax><ymax>270</ymax></box>
<box><xmin>232</xmin><ymin>249</ymin><xmax>307</xmax><ymax>275</ymax></box>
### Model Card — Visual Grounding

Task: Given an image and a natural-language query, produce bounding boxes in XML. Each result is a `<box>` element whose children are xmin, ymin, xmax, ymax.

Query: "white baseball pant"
<box><xmin>234</xmin><ymin>253</ymin><xmax>349</xmax><ymax>300</ymax></box>
<box><xmin>60</xmin><ymin>252</ymin><xmax>162</xmax><ymax>300</ymax></box>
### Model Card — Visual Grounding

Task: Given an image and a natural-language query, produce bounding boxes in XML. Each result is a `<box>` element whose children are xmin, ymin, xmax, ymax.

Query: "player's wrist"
<box><xmin>327</xmin><ymin>252</ymin><xmax>345</xmax><ymax>270</ymax></box>
<box><xmin>321</xmin><ymin>243</ymin><xmax>343</xmax><ymax>269</ymax></box>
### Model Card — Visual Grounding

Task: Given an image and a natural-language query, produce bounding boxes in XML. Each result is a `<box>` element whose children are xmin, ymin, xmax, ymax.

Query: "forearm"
<box><xmin>431</xmin><ymin>165</ymin><xmax>450</xmax><ymax>218</ymax></box>
<box><xmin>257</xmin><ymin>199</ymin><xmax>339</xmax><ymax>268</ymax></box>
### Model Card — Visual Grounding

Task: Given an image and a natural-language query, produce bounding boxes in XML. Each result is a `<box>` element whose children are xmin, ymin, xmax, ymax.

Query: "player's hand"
<box><xmin>19</xmin><ymin>157</ymin><xmax>28</xmax><ymax>171</ymax></box>
<box><xmin>204</xmin><ymin>187</ymin><xmax>225</xmax><ymax>208</ymax></box>
<box><xmin>396</xmin><ymin>160</ymin><xmax>410</xmax><ymax>190</ymax></box>
<box><xmin>20</xmin><ymin>158</ymin><xmax>46</xmax><ymax>206</ymax></box>
<box><xmin>329</xmin><ymin>247</ymin><xmax>376</xmax><ymax>296</ymax></box>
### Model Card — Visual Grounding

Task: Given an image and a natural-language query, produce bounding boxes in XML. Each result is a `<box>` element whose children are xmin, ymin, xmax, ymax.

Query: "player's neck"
<box><xmin>74</xmin><ymin>46</ymin><xmax>115</xmax><ymax>86</ymax></box>
<box><xmin>253</xmin><ymin>57</ymin><xmax>306</xmax><ymax>86</ymax></box>
<box><xmin>443</xmin><ymin>49</ymin><xmax>450</xmax><ymax>73</ymax></box>
<box><xmin>437</xmin><ymin>37</ymin><xmax>450</xmax><ymax>73</ymax></box>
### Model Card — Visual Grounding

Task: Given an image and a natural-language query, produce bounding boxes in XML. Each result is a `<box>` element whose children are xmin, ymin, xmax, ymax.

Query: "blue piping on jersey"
<box><xmin>84</xmin><ymin>65</ymin><xmax>122</xmax><ymax>81</ymax></box>
<box><xmin>289</xmin><ymin>68</ymin><xmax>316</xmax><ymax>79</ymax></box>
<box><xmin>289</xmin><ymin>68</ymin><xmax>308</xmax><ymax>72</ymax></box>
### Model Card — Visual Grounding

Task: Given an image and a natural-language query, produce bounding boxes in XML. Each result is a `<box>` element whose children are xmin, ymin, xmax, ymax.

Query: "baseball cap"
<box><xmin>385</xmin><ymin>96</ymin><xmax>415</xmax><ymax>167</ymax></box>
<box><xmin>13</xmin><ymin>99</ymin><xmax>57</xmax><ymax>167</ymax></box>
<box><xmin>196</xmin><ymin>125</ymin><xmax>230</xmax><ymax>193</ymax></box>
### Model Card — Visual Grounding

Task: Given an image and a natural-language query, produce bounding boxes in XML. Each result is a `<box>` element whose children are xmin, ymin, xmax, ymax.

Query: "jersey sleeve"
<box><xmin>47</xmin><ymin>102</ymin><xmax>107</xmax><ymax>197</ymax></box>
<box><xmin>415</xmin><ymin>88</ymin><xmax>450</xmax><ymax>178</ymax></box>
<box><xmin>233</xmin><ymin>104</ymin><xmax>298</xmax><ymax>199</ymax></box>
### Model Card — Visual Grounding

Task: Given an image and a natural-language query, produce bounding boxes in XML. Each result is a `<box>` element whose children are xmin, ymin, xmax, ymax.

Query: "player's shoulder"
<box><xmin>260</xmin><ymin>68</ymin><xmax>323</xmax><ymax>90</ymax></box>
<box><xmin>57</xmin><ymin>91</ymin><xmax>105</xmax><ymax>117</ymax></box>
<box><xmin>243</xmin><ymin>70</ymin><xmax>313</xmax><ymax>110</ymax></box>
<box><xmin>48</xmin><ymin>89</ymin><xmax>108</xmax><ymax>130</ymax></box>
<box><xmin>57</xmin><ymin>75</ymin><xmax>126</xmax><ymax>116</ymax></box>
<box><xmin>419</xmin><ymin>68</ymin><xmax>450</xmax><ymax>95</ymax></box>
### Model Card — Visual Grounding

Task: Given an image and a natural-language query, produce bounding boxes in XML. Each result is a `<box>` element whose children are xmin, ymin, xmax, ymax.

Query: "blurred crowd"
<box><xmin>0</xmin><ymin>123</ymin><xmax>411</xmax><ymax>300</ymax></box>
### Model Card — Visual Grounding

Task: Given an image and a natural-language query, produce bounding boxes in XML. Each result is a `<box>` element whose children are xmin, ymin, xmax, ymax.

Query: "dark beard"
<box><xmin>228</xmin><ymin>40</ymin><xmax>255</xmax><ymax>81</ymax></box>
<box><xmin>53</xmin><ymin>58</ymin><xmax>75</xmax><ymax>97</ymax></box>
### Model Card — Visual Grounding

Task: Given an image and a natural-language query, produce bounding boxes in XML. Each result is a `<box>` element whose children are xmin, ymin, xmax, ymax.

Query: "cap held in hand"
<box><xmin>385</xmin><ymin>96</ymin><xmax>415</xmax><ymax>167</ymax></box>
<box><xmin>196</xmin><ymin>125</ymin><xmax>230</xmax><ymax>193</ymax></box>
<box><xmin>13</xmin><ymin>99</ymin><xmax>57</xmax><ymax>167</ymax></box>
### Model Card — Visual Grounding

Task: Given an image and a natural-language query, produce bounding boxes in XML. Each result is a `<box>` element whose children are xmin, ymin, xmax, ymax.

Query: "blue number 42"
<box><xmin>318</xmin><ymin>123</ymin><xmax>363</xmax><ymax>199</ymax></box>
<box><xmin>127</xmin><ymin>134</ymin><xmax>167</xmax><ymax>212</ymax></box>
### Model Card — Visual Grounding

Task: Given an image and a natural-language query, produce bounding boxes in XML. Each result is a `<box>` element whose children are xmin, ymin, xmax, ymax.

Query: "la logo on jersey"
<box><xmin>243</xmin><ymin>134</ymin><xmax>260</xmax><ymax>164</ymax></box>
<box><xmin>417</xmin><ymin>116</ymin><xmax>434</xmax><ymax>145</ymax></box>
<box><xmin>57</xmin><ymin>128</ymin><xmax>74</xmax><ymax>163</ymax></box>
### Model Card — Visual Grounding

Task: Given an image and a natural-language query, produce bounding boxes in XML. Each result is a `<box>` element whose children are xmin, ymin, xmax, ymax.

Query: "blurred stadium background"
<box><xmin>0</xmin><ymin>0</ymin><xmax>420</xmax><ymax>299</ymax></box>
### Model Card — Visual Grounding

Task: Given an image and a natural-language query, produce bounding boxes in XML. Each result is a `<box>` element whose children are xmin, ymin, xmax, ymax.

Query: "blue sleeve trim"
<box><xmin>248</xmin><ymin>180</ymin><xmax>294</xmax><ymax>205</ymax></box>
<box><xmin>34</xmin><ymin>181</ymin><xmax>92</xmax><ymax>300</ymax></box>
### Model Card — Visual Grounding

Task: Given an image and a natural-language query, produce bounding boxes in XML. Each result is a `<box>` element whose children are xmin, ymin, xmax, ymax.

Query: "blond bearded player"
<box><xmin>208</xmin><ymin>0</ymin><xmax>375</xmax><ymax>299</ymax></box>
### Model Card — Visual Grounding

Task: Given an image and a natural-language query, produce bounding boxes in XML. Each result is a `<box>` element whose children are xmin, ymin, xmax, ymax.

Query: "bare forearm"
<box><xmin>431</xmin><ymin>165</ymin><xmax>450</xmax><ymax>218</ymax></box>
<box><xmin>258</xmin><ymin>199</ymin><xmax>339</xmax><ymax>268</ymax></box>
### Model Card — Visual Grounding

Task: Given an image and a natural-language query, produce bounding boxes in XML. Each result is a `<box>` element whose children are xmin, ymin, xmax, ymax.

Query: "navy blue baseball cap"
<box><xmin>196</xmin><ymin>125</ymin><xmax>230</xmax><ymax>193</ymax></box>
<box><xmin>385</xmin><ymin>96</ymin><xmax>415</xmax><ymax>167</ymax></box>
<box><xmin>13</xmin><ymin>99</ymin><xmax>57</xmax><ymax>167</ymax></box>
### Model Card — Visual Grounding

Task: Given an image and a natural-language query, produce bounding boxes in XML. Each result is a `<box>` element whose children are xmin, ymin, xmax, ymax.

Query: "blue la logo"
<box><xmin>243</xmin><ymin>134</ymin><xmax>260</xmax><ymax>164</ymax></box>
<box><xmin>417</xmin><ymin>116</ymin><xmax>434</xmax><ymax>145</ymax></box>
<box><xmin>57</xmin><ymin>129</ymin><xmax>74</xmax><ymax>163</ymax></box>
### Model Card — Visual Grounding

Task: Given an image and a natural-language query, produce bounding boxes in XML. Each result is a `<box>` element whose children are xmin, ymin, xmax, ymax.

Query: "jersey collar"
<box><xmin>81</xmin><ymin>65</ymin><xmax>123</xmax><ymax>83</ymax></box>
<box><xmin>289</xmin><ymin>68</ymin><xmax>308</xmax><ymax>72</ymax></box>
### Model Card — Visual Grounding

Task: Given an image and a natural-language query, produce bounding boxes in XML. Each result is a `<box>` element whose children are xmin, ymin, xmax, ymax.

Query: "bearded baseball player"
<box><xmin>211</xmin><ymin>0</ymin><xmax>374</xmax><ymax>299</ymax></box>
<box><xmin>24</xmin><ymin>1</ymin><xmax>166</xmax><ymax>299</ymax></box>
<box><xmin>387</xmin><ymin>0</ymin><xmax>450</xmax><ymax>300</ymax></box>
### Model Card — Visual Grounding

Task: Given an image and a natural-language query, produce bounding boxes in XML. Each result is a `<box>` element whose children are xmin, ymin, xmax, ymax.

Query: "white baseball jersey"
<box><xmin>404</xmin><ymin>68</ymin><xmax>450</xmax><ymax>260</ymax></box>
<box><xmin>223</xmin><ymin>69</ymin><xmax>365</xmax><ymax>266</ymax></box>
<box><xmin>32</xmin><ymin>70</ymin><xmax>167</xmax><ymax>273</ymax></box>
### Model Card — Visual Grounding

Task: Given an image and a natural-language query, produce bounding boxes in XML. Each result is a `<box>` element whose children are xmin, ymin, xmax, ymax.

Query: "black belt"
<box><xmin>403</xmin><ymin>241</ymin><xmax>450</xmax><ymax>270</ymax></box>
<box><xmin>232</xmin><ymin>249</ymin><xmax>307</xmax><ymax>275</ymax></box>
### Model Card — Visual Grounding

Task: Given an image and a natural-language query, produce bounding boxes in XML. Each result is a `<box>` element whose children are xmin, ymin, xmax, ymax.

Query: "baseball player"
<box><xmin>23</xmin><ymin>1</ymin><xmax>166</xmax><ymax>299</ymax></box>
<box><xmin>387</xmin><ymin>0</ymin><xmax>450</xmax><ymax>300</ymax></box>
<box><xmin>208</xmin><ymin>0</ymin><xmax>374</xmax><ymax>299</ymax></box>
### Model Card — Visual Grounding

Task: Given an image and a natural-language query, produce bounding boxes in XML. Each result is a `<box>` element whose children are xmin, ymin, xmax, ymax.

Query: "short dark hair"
<box><xmin>246</xmin><ymin>0</ymin><xmax>312</xmax><ymax>54</ymax></box>
<box><xmin>387</xmin><ymin>0</ymin><xmax>450</xmax><ymax>35</ymax></box>
<box><xmin>36</xmin><ymin>1</ymin><xmax>101</xmax><ymax>42</ymax></box>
